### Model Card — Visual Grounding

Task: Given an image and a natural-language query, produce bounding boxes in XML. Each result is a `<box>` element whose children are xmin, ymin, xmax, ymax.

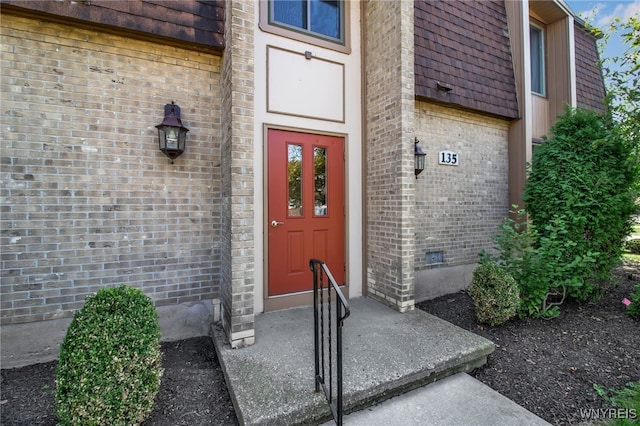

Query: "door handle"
<box><xmin>271</xmin><ymin>220</ymin><xmax>284</xmax><ymax>228</ymax></box>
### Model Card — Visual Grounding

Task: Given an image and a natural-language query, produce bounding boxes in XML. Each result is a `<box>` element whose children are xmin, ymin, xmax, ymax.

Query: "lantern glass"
<box><xmin>414</xmin><ymin>138</ymin><xmax>426</xmax><ymax>178</ymax></box>
<box><xmin>158</xmin><ymin>125</ymin><xmax>187</xmax><ymax>160</ymax></box>
<box><xmin>415</xmin><ymin>153</ymin><xmax>425</xmax><ymax>171</ymax></box>
<box><xmin>166</xmin><ymin>127</ymin><xmax>179</xmax><ymax>150</ymax></box>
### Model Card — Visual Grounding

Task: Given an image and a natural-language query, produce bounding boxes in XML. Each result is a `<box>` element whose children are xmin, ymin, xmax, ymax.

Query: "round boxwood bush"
<box><xmin>469</xmin><ymin>263</ymin><xmax>521</xmax><ymax>326</ymax></box>
<box><xmin>55</xmin><ymin>285</ymin><xmax>163</xmax><ymax>425</ymax></box>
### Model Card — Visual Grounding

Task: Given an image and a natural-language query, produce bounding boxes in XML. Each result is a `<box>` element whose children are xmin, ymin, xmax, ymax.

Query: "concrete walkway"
<box><xmin>212</xmin><ymin>297</ymin><xmax>549</xmax><ymax>425</ymax></box>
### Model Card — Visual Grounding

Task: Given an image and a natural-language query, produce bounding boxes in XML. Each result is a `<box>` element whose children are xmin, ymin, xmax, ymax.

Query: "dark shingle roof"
<box><xmin>1</xmin><ymin>0</ymin><xmax>225</xmax><ymax>52</ymax></box>
<box><xmin>414</xmin><ymin>0</ymin><xmax>519</xmax><ymax>119</ymax></box>
<box><xmin>574</xmin><ymin>23</ymin><xmax>606</xmax><ymax>113</ymax></box>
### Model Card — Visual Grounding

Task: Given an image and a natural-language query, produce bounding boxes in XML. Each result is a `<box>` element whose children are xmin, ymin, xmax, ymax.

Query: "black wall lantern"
<box><xmin>156</xmin><ymin>102</ymin><xmax>189</xmax><ymax>164</ymax></box>
<box><xmin>414</xmin><ymin>137</ymin><xmax>426</xmax><ymax>178</ymax></box>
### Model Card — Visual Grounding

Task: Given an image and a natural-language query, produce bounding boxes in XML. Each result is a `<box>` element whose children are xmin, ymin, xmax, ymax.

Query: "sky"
<box><xmin>565</xmin><ymin>0</ymin><xmax>639</xmax><ymax>65</ymax></box>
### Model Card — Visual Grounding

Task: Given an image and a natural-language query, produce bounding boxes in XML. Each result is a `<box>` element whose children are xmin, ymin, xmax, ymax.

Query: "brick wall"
<box><xmin>0</xmin><ymin>14</ymin><xmax>222</xmax><ymax>325</ymax></box>
<box><xmin>363</xmin><ymin>0</ymin><xmax>416</xmax><ymax>312</ymax></box>
<box><xmin>414</xmin><ymin>101</ymin><xmax>509</xmax><ymax>272</ymax></box>
<box><xmin>219</xmin><ymin>0</ymin><xmax>256</xmax><ymax>348</ymax></box>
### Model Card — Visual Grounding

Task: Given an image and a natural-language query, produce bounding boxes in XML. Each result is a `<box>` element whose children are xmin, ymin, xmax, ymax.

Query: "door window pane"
<box><xmin>314</xmin><ymin>147</ymin><xmax>327</xmax><ymax>216</ymax></box>
<box><xmin>288</xmin><ymin>144</ymin><xmax>303</xmax><ymax>217</ymax></box>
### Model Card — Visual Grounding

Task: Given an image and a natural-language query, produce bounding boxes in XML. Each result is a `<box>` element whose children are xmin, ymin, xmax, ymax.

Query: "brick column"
<box><xmin>220</xmin><ymin>0</ymin><xmax>256</xmax><ymax>347</ymax></box>
<box><xmin>363</xmin><ymin>1</ymin><xmax>416</xmax><ymax>312</ymax></box>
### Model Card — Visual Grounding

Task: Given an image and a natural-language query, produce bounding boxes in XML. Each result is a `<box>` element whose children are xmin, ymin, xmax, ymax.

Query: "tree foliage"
<box><xmin>589</xmin><ymin>15</ymin><xmax>640</xmax><ymax>146</ymax></box>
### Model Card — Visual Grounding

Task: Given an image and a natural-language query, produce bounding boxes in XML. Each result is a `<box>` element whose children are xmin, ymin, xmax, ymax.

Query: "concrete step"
<box><xmin>212</xmin><ymin>297</ymin><xmax>502</xmax><ymax>425</ymax></box>
<box><xmin>322</xmin><ymin>372</ymin><xmax>550</xmax><ymax>425</ymax></box>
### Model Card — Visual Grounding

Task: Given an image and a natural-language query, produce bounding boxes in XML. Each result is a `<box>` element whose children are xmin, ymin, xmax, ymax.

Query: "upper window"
<box><xmin>530</xmin><ymin>24</ymin><xmax>546</xmax><ymax>96</ymax></box>
<box><xmin>260</xmin><ymin>0</ymin><xmax>350</xmax><ymax>53</ymax></box>
<box><xmin>273</xmin><ymin>0</ymin><xmax>342</xmax><ymax>41</ymax></box>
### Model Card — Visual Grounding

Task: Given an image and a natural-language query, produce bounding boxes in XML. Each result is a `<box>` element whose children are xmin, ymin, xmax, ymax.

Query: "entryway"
<box><xmin>211</xmin><ymin>297</ymin><xmax>514</xmax><ymax>425</ymax></box>
<box><xmin>265</xmin><ymin>129</ymin><xmax>345</xmax><ymax>308</ymax></box>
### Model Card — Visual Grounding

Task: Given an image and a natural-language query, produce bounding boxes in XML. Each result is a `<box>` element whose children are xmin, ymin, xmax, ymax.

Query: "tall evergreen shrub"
<box><xmin>523</xmin><ymin>108</ymin><xmax>638</xmax><ymax>301</ymax></box>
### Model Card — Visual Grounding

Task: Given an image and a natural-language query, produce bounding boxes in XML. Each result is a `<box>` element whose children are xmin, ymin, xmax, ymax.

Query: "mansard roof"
<box><xmin>414</xmin><ymin>0</ymin><xmax>520</xmax><ymax>119</ymax></box>
<box><xmin>574</xmin><ymin>22</ymin><xmax>607</xmax><ymax>113</ymax></box>
<box><xmin>1</xmin><ymin>0</ymin><xmax>225</xmax><ymax>53</ymax></box>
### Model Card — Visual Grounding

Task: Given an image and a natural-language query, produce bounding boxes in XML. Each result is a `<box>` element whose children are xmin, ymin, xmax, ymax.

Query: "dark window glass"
<box><xmin>274</xmin><ymin>0</ymin><xmax>307</xmax><ymax>30</ymax></box>
<box><xmin>271</xmin><ymin>0</ymin><xmax>343</xmax><ymax>43</ymax></box>
<box><xmin>310</xmin><ymin>0</ymin><xmax>340</xmax><ymax>39</ymax></box>
<box><xmin>530</xmin><ymin>25</ymin><xmax>545</xmax><ymax>95</ymax></box>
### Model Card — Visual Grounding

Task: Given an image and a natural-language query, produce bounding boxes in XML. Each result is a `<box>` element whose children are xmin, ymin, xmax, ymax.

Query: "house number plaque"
<box><xmin>438</xmin><ymin>150</ymin><xmax>459</xmax><ymax>166</ymax></box>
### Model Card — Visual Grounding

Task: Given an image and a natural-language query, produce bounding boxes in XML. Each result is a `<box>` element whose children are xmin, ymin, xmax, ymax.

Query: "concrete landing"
<box><xmin>212</xmin><ymin>297</ymin><xmax>502</xmax><ymax>425</ymax></box>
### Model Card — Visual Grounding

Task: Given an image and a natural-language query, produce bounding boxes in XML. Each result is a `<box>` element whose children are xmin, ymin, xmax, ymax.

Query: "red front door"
<box><xmin>267</xmin><ymin>129</ymin><xmax>345</xmax><ymax>296</ymax></box>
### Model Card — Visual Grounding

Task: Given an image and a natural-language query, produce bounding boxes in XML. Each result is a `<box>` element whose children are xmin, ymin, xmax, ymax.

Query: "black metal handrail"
<box><xmin>309</xmin><ymin>259</ymin><xmax>350</xmax><ymax>426</ymax></box>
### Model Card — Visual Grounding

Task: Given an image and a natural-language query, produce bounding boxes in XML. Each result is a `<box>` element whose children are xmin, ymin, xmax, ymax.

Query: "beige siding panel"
<box><xmin>532</xmin><ymin>95</ymin><xmax>550</xmax><ymax>139</ymax></box>
<box><xmin>547</xmin><ymin>17</ymin><xmax>572</xmax><ymax>121</ymax></box>
<box><xmin>504</xmin><ymin>0</ymin><xmax>531</xmax><ymax>211</ymax></box>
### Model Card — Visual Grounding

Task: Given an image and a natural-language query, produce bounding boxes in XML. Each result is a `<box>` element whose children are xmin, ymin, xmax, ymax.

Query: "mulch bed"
<box><xmin>417</xmin><ymin>261</ymin><xmax>640</xmax><ymax>425</ymax></box>
<box><xmin>0</xmin><ymin>337</ymin><xmax>239</xmax><ymax>426</ymax></box>
<box><xmin>2</xmin><ymin>263</ymin><xmax>638</xmax><ymax>426</ymax></box>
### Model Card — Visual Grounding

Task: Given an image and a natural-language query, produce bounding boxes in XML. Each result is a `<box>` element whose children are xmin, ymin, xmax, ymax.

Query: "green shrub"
<box><xmin>55</xmin><ymin>285</ymin><xmax>163</xmax><ymax>425</ymax></box>
<box><xmin>524</xmin><ymin>109</ymin><xmax>638</xmax><ymax>300</ymax></box>
<box><xmin>523</xmin><ymin>108</ymin><xmax>638</xmax><ymax>301</ymax></box>
<box><xmin>519</xmin><ymin>215</ymin><xmax>599</xmax><ymax>318</ymax></box>
<box><xmin>480</xmin><ymin>208</ymin><xmax>597</xmax><ymax>318</ymax></box>
<box><xmin>469</xmin><ymin>263</ymin><xmax>520</xmax><ymax>326</ymax></box>
<box><xmin>624</xmin><ymin>239</ymin><xmax>640</xmax><ymax>255</ymax></box>
<box><xmin>482</xmin><ymin>108</ymin><xmax>639</xmax><ymax>318</ymax></box>
<box><xmin>628</xmin><ymin>284</ymin><xmax>640</xmax><ymax>320</ymax></box>
<box><xmin>478</xmin><ymin>207</ymin><xmax>533</xmax><ymax>281</ymax></box>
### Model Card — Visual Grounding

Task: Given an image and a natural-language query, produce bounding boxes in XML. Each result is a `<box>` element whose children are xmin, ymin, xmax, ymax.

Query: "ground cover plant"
<box><xmin>55</xmin><ymin>285</ymin><xmax>163</xmax><ymax>425</ymax></box>
<box><xmin>626</xmin><ymin>239</ymin><xmax>640</xmax><ymax>255</ymax></box>
<box><xmin>626</xmin><ymin>284</ymin><xmax>640</xmax><ymax>319</ymax></box>
<box><xmin>594</xmin><ymin>381</ymin><xmax>640</xmax><ymax>426</ymax></box>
